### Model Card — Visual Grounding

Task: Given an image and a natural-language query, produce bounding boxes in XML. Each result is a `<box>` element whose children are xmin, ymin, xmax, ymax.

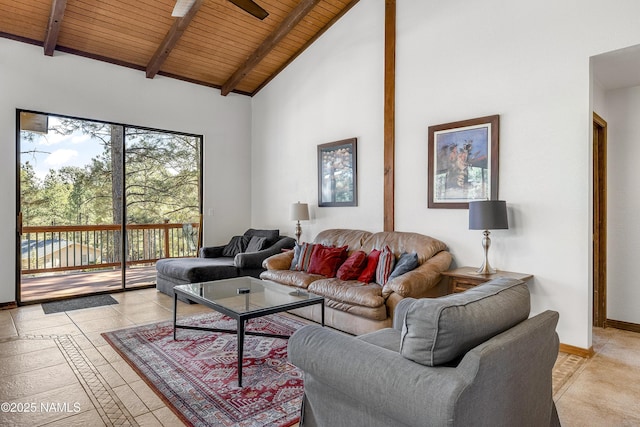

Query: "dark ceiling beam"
<box><xmin>146</xmin><ymin>0</ymin><xmax>204</xmax><ymax>79</ymax></box>
<box><xmin>221</xmin><ymin>0</ymin><xmax>321</xmax><ymax>96</ymax></box>
<box><xmin>43</xmin><ymin>0</ymin><xmax>68</xmax><ymax>56</ymax></box>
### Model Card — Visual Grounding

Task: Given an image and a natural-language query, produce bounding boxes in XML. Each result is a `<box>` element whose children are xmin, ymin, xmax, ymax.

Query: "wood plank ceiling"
<box><xmin>0</xmin><ymin>0</ymin><xmax>359</xmax><ymax>96</ymax></box>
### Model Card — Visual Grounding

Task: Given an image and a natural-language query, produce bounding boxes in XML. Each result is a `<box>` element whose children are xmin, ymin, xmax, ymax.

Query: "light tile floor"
<box><xmin>0</xmin><ymin>288</ymin><xmax>210</xmax><ymax>426</ymax></box>
<box><xmin>555</xmin><ymin>326</ymin><xmax>640</xmax><ymax>426</ymax></box>
<box><xmin>0</xmin><ymin>288</ymin><xmax>637</xmax><ymax>426</ymax></box>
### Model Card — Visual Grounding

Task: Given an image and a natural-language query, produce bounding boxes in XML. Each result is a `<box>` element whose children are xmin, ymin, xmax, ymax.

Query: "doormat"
<box><xmin>42</xmin><ymin>294</ymin><xmax>119</xmax><ymax>314</ymax></box>
<box><xmin>102</xmin><ymin>312</ymin><xmax>306</xmax><ymax>427</ymax></box>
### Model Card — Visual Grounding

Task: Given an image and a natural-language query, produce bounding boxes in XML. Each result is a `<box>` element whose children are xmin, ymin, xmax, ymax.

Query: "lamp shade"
<box><xmin>290</xmin><ymin>202</ymin><xmax>309</xmax><ymax>221</ymax></box>
<box><xmin>469</xmin><ymin>200</ymin><xmax>508</xmax><ymax>230</ymax></box>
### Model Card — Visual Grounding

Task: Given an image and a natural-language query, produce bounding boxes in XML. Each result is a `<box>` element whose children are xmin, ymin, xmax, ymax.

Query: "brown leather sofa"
<box><xmin>260</xmin><ymin>229</ymin><xmax>452</xmax><ymax>335</ymax></box>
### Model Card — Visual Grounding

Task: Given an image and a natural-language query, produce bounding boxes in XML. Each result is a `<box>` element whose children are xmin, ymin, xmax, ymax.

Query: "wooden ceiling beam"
<box><xmin>384</xmin><ymin>0</ymin><xmax>396</xmax><ymax>232</ymax></box>
<box><xmin>43</xmin><ymin>0</ymin><xmax>68</xmax><ymax>56</ymax></box>
<box><xmin>221</xmin><ymin>0</ymin><xmax>321</xmax><ymax>96</ymax></box>
<box><xmin>146</xmin><ymin>0</ymin><xmax>204</xmax><ymax>79</ymax></box>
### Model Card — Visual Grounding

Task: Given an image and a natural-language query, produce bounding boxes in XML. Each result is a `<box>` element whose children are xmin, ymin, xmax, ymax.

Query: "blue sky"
<box><xmin>21</xmin><ymin>116</ymin><xmax>104</xmax><ymax>181</ymax></box>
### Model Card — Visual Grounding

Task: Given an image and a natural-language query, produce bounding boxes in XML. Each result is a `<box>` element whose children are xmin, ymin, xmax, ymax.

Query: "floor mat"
<box><xmin>42</xmin><ymin>294</ymin><xmax>119</xmax><ymax>314</ymax></box>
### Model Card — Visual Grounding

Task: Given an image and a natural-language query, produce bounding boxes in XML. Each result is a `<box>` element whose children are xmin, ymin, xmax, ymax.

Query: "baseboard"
<box><xmin>0</xmin><ymin>301</ymin><xmax>17</xmax><ymax>310</ymax></box>
<box><xmin>559</xmin><ymin>343</ymin><xmax>594</xmax><ymax>358</ymax></box>
<box><xmin>606</xmin><ymin>319</ymin><xmax>640</xmax><ymax>334</ymax></box>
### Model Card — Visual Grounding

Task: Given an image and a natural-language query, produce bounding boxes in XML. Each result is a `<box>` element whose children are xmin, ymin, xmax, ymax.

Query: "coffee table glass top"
<box><xmin>174</xmin><ymin>276</ymin><xmax>322</xmax><ymax>315</ymax></box>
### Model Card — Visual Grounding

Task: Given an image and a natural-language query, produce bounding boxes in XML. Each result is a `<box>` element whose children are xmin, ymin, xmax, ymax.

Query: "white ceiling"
<box><xmin>592</xmin><ymin>44</ymin><xmax>640</xmax><ymax>90</ymax></box>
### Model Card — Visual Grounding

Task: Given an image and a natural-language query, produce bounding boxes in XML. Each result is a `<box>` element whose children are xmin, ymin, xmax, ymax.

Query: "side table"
<box><xmin>442</xmin><ymin>267</ymin><xmax>533</xmax><ymax>294</ymax></box>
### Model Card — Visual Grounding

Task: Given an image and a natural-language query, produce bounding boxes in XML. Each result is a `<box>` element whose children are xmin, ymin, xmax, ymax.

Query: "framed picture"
<box><xmin>318</xmin><ymin>138</ymin><xmax>357</xmax><ymax>207</ymax></box>
<box><xmin>428</xmin><ymin>115</ymin><xmax>499</xmax><ymax>209</ymax></box>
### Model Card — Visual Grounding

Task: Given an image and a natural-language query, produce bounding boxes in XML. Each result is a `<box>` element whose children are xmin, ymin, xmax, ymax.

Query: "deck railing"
<box><xmin>21</xmin><ymin>222</ymin><xmax>199</xmax><ymax>274</ymax></box>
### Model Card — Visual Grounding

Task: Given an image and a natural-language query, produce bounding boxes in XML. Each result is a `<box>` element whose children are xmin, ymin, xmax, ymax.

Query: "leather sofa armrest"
<box><xmin>262</xmin><ymin>250</ymin><xmax>294</xmax><ymax>270</ymax></box>
<box><xmin>199</xmin><ymin>245</ymin><xmax>225</xmax><ymax>258</ymax></box>
<box><xmin>235</xmin><ymin>236</ymin><xmax>296</xmax><ymax>269</ymax></box>
<box><xmin>383</xmin><ymin>250</ymin><xmax>452</xmax><ymax>298</ymax></box>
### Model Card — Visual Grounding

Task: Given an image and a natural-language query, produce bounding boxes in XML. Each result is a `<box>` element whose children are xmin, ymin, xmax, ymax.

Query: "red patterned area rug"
<box><xmin>102</xmin><ymin>312</ymin><xmax>308</xmax><ymax>427</ymax></box>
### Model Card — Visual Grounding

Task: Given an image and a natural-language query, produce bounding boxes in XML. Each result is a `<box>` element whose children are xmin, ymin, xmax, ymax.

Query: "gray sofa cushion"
<box><xmin>399</xmin><ymin>277</ymin><xmax>530</xmax><ymax>366</ymax></box>
<box><xmin>245</xmin><ymin>235</ymin><xmax>267</xmax><ymax>252</ymax></box>
<box><xmin>244</xmin><ymin>228</ymin><xmax>279</xmax><ymax>246</ymax></box>
<box><xmin>222</xmin><ymin>235</ymin><xmax>249</xmax><ymax>257</ymax></box>
<box><xmin>156</xmin><ymin>257</ymin><xmax>237</xmax><ymax>282</ymax></box>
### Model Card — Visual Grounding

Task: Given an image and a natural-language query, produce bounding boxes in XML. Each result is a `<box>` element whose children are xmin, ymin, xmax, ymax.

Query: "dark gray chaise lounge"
<box><xmin>156</xmin><ymin>229</ymin><xmax>295</xmax><ymax>302</ymax></box>
<box><xmin>289</xmin><ymin>277</ymin><xmax>561</xmax><ymax>427</ymax></box>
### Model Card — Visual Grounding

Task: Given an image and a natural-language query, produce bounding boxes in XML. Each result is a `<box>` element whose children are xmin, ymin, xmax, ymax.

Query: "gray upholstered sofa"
<box><xmin>288</xmin><ymin>278</ymin><xmax>561</xmax><ymax>427</ymax></box>
<box><xmin>156</xmin><ymin>229</ymin><xmax>295</xmax><ymax>302</ymax></box>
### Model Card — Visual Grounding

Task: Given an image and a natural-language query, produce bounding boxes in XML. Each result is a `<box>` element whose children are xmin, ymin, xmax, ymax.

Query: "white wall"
<box><xmin>250</xmin><ymin>1</ymin><xmax>384</xmax><ymax>239</ymax></box>
<box><xmin>0</xmin><ymin>38</ymin><xmax>252</xmax><ymax>304</ymax></box>
<box><xmin>606</xmin><ymin>85</ymin><xmax>640</xmax><ymax>324</ymax></box>
<box><xmin>252</xmin><ymin>0</ymin><xmax>640</xmax><ymax>348</ymax></box>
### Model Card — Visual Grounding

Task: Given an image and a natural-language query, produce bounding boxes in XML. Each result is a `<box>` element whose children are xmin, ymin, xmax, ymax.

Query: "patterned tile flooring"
<box><xmin>0</xmin><ymin>288</ymin><xmax>637</xmax><ymax>426</ymax></box>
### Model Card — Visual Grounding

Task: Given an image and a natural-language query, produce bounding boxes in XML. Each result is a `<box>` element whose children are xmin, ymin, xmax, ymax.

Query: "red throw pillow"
<box><xmin>336</xmin><ymin>250</ymin><xmax>368</xmax><ymax>280</ymax></box>
<box><xmin>357</xmin><ymin>249</ymin><xmax>381</xmax><ymax>283</ymax></box>
<box><xmin>307</xmin><ymin>245</ymin><xmax>348</xmax><ymax>278</ymax></box>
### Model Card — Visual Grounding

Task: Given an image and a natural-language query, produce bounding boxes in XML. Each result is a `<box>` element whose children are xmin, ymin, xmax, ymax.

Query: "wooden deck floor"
<box><xmin>20</xmin><ymin>265</ymin><xmax>157</xmax><ymax>303</ymax></box>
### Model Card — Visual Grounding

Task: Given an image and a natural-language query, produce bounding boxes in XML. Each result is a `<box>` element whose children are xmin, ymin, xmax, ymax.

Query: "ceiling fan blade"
<box><xmin>227</xmin><ymin>0</ymin><xmax>269</xmax><ymax>20</ymax></box>
<box><xmin>172</xmin><ymin>0</ymin><xmax>197</xmax><ymax>17</ymax></box>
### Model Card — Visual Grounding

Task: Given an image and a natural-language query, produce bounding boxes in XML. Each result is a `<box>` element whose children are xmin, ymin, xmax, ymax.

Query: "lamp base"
<box><xmin>294</xmin><ymin>221</ymin><xmax>302</xmax><ymax>244</ymax></box>
<box><xmin>476</xmin><ymin>229</ymin><xmax>496</xmax><ymax>275</ymax></box>
<box><xmin>475</xmin><ymin>263</ymin><xmax>496</xmax><ymax>275</ymax></box>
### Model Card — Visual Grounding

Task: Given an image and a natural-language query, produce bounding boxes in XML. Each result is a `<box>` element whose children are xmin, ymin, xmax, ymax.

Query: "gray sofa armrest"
<box><xmin>392</xmin><ymin>297</ymin><xmax>416</xmax><ymax>331</ymax></box>
<box><xmin>290</xmin><ymin>311</ymin><xmax>560</xmax><ymax>427</ymax></box>
<box><xmin>288</xmin><ymin>325</ymin><xmax>468</xmax><ymax>427</ymax></box>
<box><xmin>199</xmin><ymin>245</ymin><xmax>225</xmax><ymax>258</ymax></box>
<box><xmin>234</xmin><ymin>236</ymin><xmax>296</xmax><ymax>269</ymax></box>
<box><xmin>453</xmin><ymin>310</ymin><xmax>560</xmax><ymax>426</ymax></box>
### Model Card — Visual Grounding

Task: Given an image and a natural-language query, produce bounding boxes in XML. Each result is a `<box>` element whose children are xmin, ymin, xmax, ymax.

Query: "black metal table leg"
<box><xmin>237</xmin><ymin>318</ymin><xmax>245</xmax><ymax>387</ymax></box>
<box><xmin>173</xmin><ymin>292</ymin><xmax>178</xmax><ymax>340</ymax></box>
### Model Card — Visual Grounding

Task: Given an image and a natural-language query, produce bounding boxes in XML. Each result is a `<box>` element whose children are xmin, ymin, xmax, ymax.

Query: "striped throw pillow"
<box><xmin>375</xmin><ymin>245</ymin><xmax>396</xmax><ymax>285</ymax></box>
<box><xmin>295</xmin><ymin>242</ymin><xmax>316</xmax><ymax>271</ymax></box>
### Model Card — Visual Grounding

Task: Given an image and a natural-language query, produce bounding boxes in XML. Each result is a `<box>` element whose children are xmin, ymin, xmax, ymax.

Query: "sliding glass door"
<box><xmin>123</xmin><ymin>127</ymin><xmax>202</xmax><ymax>289</ymax></box>
<box><xmin>17</xmin><ymin>110</ymin><xmax>202</xmax><ymax>303</ymax></box>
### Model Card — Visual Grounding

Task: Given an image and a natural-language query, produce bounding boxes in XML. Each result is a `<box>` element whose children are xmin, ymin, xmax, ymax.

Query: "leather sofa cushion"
<box><xmin>325</xmin><ymin>299</ymin><xmax>388</xmax><ymax>321</ymax></box>
<box><xmin>308</xmin><ymin>279</ymin><xmax>385</xmax><ymax>308</ymax></box>
<box><xmin>260</xmin><ymin>270</ymin><xmax>323</xmax><ymax>289</ymax></box>
<box><xmin>313</xmin><ymin>229</ymin><xmax>373</xmax><ymax>253</ymax></box>
<box><xmin>399</xmin><ymin>277</ymin><xmax>530</xmax><ymax>366</ymax></box>
<box><xmin>361</xmin><ymin>231</ymin><xmax>447</xmax><ymax>263</ymax></box>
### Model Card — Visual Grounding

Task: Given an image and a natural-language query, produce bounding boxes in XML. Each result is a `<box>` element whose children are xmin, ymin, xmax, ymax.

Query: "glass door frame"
<box><xmin>15</xmin><ymin>109</ymin><xmax>203</xmax><ymax>305</ymax></box>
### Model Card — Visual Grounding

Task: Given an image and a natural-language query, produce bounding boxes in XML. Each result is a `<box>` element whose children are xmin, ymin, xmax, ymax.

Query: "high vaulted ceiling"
<box><xmin>0</xmin><ymin>0</ymin><xmax>359</xmax><ymax>96</ymax></box>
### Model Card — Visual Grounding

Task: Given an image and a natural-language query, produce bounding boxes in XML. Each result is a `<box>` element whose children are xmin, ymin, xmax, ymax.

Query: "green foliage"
<box><xmin>20</xmin><ymin>118</ymin><xmax>201</xmax><ymax>227</ymax></box>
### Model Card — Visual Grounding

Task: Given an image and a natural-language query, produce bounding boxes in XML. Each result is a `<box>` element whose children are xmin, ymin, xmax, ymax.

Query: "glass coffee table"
<box><xmin>172</xmin><ymin>276</ymin><xmax>324</xmax><ymax>387</ymax></box>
